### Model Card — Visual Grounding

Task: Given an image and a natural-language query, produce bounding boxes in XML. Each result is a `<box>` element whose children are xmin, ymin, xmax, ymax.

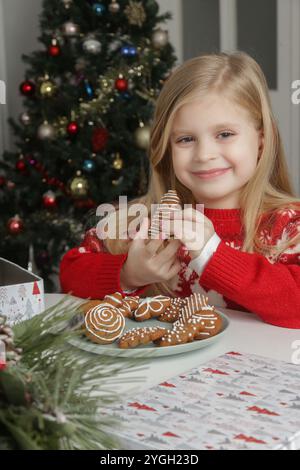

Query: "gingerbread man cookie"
<box><xmin>118</xmin><ymin>326</ymin><xmax>168</xmax><ymax>349</ymax></box>
<box><xmin>154</xmin><ymin>315</ymin><xmax>206</xmax><ymax>347</ymax></box>
<box><xmin>193</xmin><ymin>311</ymin><xmax>223</xmax><ymax>339</ymax></box>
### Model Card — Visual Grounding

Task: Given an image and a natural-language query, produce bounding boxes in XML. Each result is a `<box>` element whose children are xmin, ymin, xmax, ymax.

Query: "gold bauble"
<box><xmin>112</xmin><ymin>152</ymin><xmax>123</xmax><ymax>170</ymax></box>
<box><xmin>134</xmin><ymin>125</ymin><xmax>151</xmax><ymax>150</ymax></box>
<box><xmin>70</xmin><ymin>175</ymin><xmax>89</xmax><ymax>198</ymax></box>
<box><xmin>40</xmin><ymin>80</ymin><xmax>57</xmax><ymax>98</ymax></box>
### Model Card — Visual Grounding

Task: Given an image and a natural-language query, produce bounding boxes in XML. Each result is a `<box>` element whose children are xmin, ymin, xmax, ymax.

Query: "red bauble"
<box><xmin>48</xmin><ymin>45</ymin><xmax>61</xmax><ymax>56</ymax></box>
<box><xmin>115</xmin><ymin>77</ymin><xmax>128</xmax><ymax>92</ymax></box>
<box><xmin>67</xmin><ymin>121</ymin><xmax>80</xmax><ymax>136</ymax></box>
<box><xmin>7</xmin><ymin>215</ymin><xmax>24</xmax><ymax>235</ymax></box>
<box><xmin>16</xmin><ymin>160</ymin><xmax>26</xmax><ymax>172</ymax></box>
<box><xmin>20</xmin><ymin>80</ymin><xmax>35</xmax><ymax>97</ymax></box>
<box><xmin>0</xmin><ymin>176</ymin><xmax>6</xmax><ymax>187</ymax></box>
<box><xmin>92</xmin><ymin>127</ymin><xmax>109</xmax><ymax>152</ymax></box>
<box><xmin>43</xmin><ymin>191</ymin><xmax>57</xmax><ymax>208</ymax></box>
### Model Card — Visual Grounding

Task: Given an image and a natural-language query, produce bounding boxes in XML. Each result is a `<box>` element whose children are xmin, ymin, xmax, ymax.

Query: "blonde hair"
<box><xmin>103</xmin><ymin>51</ymin><xmax>300</xmax><ymax>296</ymax></box>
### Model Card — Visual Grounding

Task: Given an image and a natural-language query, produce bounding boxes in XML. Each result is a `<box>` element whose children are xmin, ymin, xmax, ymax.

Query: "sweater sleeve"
<box><xmin>199</xmin><ymin>213</ymin><xmax>300</xmax><ymax>328</ymax></box>
<box><xmin>59</xmin><ymin>228</ymin><xmax>148</xmax><ymax>299</ymax></box>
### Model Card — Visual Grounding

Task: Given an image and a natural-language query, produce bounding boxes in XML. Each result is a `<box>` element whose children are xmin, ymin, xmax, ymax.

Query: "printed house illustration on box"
<box><xmin>0</xmin><ymin>257</ymin><xmax>45</xmax><ymax>326</ymax></box>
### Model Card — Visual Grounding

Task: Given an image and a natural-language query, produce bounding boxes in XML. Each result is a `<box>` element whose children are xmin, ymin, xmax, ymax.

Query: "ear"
<box><xmin>258</xmin><ymin>129</ymin><xmax>264</xmax><ymax>159</ymax></box>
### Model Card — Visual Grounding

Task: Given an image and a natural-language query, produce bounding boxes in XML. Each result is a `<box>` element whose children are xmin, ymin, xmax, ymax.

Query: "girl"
<box><xmin>60</xmin><ymin>51</ymin><xmax>300</xmax><ymax>329</ymax></box>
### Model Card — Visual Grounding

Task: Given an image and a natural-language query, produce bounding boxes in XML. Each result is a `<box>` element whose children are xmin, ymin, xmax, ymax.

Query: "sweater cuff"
<box><xmin>200</xmin><ymin>240</ymin><xmax>251</xmax><ymax>296</ymax></box>
<box><xmin>188</xmin><ymin>233</ymin><xmax>222</xmax><ymax>276</ymax></box>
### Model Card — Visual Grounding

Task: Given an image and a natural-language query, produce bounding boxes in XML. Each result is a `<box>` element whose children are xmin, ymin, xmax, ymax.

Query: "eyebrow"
<box><xmin>171</xmin><ymin>122</ymin><xmax>241</xmax><ymax>136</ymax></box>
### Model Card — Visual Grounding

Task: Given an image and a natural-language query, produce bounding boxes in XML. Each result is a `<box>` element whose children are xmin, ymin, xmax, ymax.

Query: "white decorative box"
<box><xmin>103</xmin><ymin>352</ymin><xmax>300</xmax><ymax>450</ymax></box>
<box><xmin>0</xmin><ymin>257</ymin><xmax>45</xmax><ymax>326</ymax></box>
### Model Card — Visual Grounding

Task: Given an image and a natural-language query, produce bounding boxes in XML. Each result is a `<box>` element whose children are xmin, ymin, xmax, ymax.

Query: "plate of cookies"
<box><xmin>68</xmin><ymin>292</ymin><xmax>230</xmax><ymax>358</ymax></box>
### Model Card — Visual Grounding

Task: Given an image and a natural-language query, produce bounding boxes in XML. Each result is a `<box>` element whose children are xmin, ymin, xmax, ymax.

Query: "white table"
<box><xmin>45</xmin><ymin>294</ymin><xmax>300</xmax><ymax>396</ymax></box>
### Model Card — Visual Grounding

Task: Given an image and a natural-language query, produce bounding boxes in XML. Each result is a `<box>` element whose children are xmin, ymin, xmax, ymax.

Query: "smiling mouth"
<box><xmin>191</xmin><ymin>168</ymin><xmax>232</xmax><ymax>179</ymax></box>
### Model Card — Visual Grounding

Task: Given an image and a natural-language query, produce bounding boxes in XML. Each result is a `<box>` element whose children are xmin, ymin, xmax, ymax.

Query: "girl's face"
<box><xmin>170</xmin><ymin>93</ymin><xmax>264</xmax><ymax>208</ymax></box>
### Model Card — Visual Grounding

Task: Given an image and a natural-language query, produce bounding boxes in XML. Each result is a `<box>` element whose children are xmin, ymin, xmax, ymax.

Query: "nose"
<box><xmin>193</xmin><ymin>138</ymin><xmax>218</xmax><ymax>162</ymax></box>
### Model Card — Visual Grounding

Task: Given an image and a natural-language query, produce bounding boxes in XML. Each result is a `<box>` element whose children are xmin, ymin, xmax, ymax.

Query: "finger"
<box><xmin>156</xmin><ymin>239</ymin><xmax>181</xmax><ymax>263</ymax></box>
<box><xmin>145</xmin><ymin>238</ymin><xmax>166</xmax><ymax>257</ymax></box>
<box><xmin>165</xmin><ymin>259</ymin><xmax>182</xmax><ymax>278</ymax></box>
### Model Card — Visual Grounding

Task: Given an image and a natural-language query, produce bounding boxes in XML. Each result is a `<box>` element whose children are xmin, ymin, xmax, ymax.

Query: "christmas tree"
<box><xmin>0</xmin><ymin>0</ymin><xmax>177</xmax><ymax>291</ymax></box>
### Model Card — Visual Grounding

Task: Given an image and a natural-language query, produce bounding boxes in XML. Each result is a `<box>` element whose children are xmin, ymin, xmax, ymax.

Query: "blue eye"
<box><xmin>177</xmin><ymin>136</ymin><xmax>194</xmax><ymax>144</ymax></box>
<box><xmin>218</xmin><ymin>132</ymin><xmax>234</xmax><ymax>139</ymax></box>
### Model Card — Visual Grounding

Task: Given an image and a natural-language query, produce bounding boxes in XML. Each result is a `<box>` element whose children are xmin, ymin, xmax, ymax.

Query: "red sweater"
<box><xmin>60</xmin><ymin>207</ymin><xmax>300</xmax><ymax>329</ymax></box>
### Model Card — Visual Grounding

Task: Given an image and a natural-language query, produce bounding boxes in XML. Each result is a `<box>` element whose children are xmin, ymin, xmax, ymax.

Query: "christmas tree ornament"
<box><xmin>16</xmin><ymin>158</ymin><xmax>26</xmax><ymax>172</ymax></box>
<box><xmin>121</xmin><ymin>45</ymin><xmax>137</xmax><ymax>57</ymax></box>
<box><xmin>115</xmin><ymin>75</ymin><xmax>128</xmax><ymax>92</ymax></box>
<box><xmin>19</xmin><ymin>80</ymin><xmax>35</xmax><ymax>97</ymax></box>
<box><xmin>151</xmin><ymin>28</ymin><xmax>169</xmax><ymax>49</ymax></box>
<box><xmin>108</xmin><ymin>0</ymin><xmax>120</xmax><ymax>13</ymax></box>
<box><xmin>39</xmin><ymin>78</ymin><xmax>57</xmax><ymax>98</ymax></box>
<box><xmin>37</xmin><ymin>121</ymin><xmax>56</xmax><ymax>140</ymax></box>
<box><xmin>48</xmin><ymin>38</ymin><xmax>61</xmax><ymax>57</ymax></box>
<box><xmin>19</xmin><ymin>111</ymin><xmax>31</xmax><ymax>126</ymax></box>
<box><xmin>124</xmin><ymin>0</ymin><xmax>146</xmax><ymax>27</ymax></box>
<box><xmin>112</xmin><ymin>152</ymin><xmax>123</xmax><ymax>170</ymax></box>
<box><xmin>0</xmin><ymin>176</ymin><xmax>6</xmax><ymax>187</ymax></box>
<box><xmin>7</xmin><ymin>215</ymin><xmax>24</xmax><ymax>235</ymax></box>
<box><xmin>134</xmin><ymin>123</ymin><xmax>151</xmax><ymax>149</ymax></box>
<box><xmin>83</xmin><ymin>37</ymin><xmax>102</xmax><ymax>54</ymax></box>
<box><xmin>84</xmin><ymin>79</ymin><xmax>94</xmax><ymax>99</ymax></box>
<box><xmin>92</xmin><ymin>127</ymin><xmax>109</xmax><ymax>152</ymax></box>
<box><xmin>43</xmin><ymin>190</ymin><xmax>57</xmax><ymax>208</ymax></box>
<box><xmin>70</xmin><ymin>172</ymin><xmax>89</xmax><ymax>198</ymax></box>
<box><xmin>92</xmin><ymin>3</ymin><xmax>106</xmax><ymax>15</ymax></box>
<box><xmin>61</xmin><ymin>21</ymin><xmax>80</xmax><ymax>36</ymax></box>
<box><xmin>27</xmin><ymin>155</ymin><xmax>37</xmax><ymax>166</ymax></box>
<box><xmin>67</xmin><ymin>121</ymin><xmax>80</xmax><ymax>137</ymax></box>
<box><xmin>83</xmin><ymin>159</ymin><xmax>96</xmax><ymax>173</ymax></box>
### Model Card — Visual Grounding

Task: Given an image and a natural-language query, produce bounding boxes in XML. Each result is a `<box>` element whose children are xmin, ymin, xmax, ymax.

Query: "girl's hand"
<box><xmin>162</xmin><ymin>208</ymin><xmax>215</xmax><ymax>259</ymax></box>
<box><xmin>120</xmin><ymin>217</ymin><xmax>182</xmax><ymax>291</ymax></box>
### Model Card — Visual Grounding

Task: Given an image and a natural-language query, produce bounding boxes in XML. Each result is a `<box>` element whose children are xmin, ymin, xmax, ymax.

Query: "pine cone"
<box><xmin>0</xmin><ymin>315</ymin><xmax>22</xmax><ymax>366</ymax></box>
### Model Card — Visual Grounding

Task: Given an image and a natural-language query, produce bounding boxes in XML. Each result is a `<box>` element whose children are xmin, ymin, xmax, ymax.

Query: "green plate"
<box><xmin>68</xmin><ymin>309</ymin><xmax>230</xmax><ymax>358</ymax></box>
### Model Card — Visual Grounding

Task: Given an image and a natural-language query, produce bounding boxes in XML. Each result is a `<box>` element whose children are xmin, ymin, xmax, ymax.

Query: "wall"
<box><xmin>0</xmin><ymin>0</ymin><xmax>42</xmax><ymax>152</ymax></box>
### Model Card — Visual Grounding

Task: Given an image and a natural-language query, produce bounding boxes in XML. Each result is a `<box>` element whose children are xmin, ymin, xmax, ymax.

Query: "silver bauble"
<box><xmin>61</xmin><ymin>21</ymin><xmax>80</xmax><ymax>36</ymax></box>
<box><xmin>37</xmin><ymin>122</ymin><xmax>56</xmax><ymax>140</ymax></box>
<box><xmin>152</xmin><ymin>28</ymin><xmax>169</xmax><ymax>49</ymax></box>
<box><xmin>82</xmin><ymin>38</ymin><xmax>102</xmax><ymax>54</ymax></box>
<box><xmin>134</xmin><ymin>125</ymin><xmax>151</xmax><ymax>150</ymax></box>
<box><xmin>108</xmin><ymin>1</ymin><xmax>120</xmax><ymax>13</ymax></box>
